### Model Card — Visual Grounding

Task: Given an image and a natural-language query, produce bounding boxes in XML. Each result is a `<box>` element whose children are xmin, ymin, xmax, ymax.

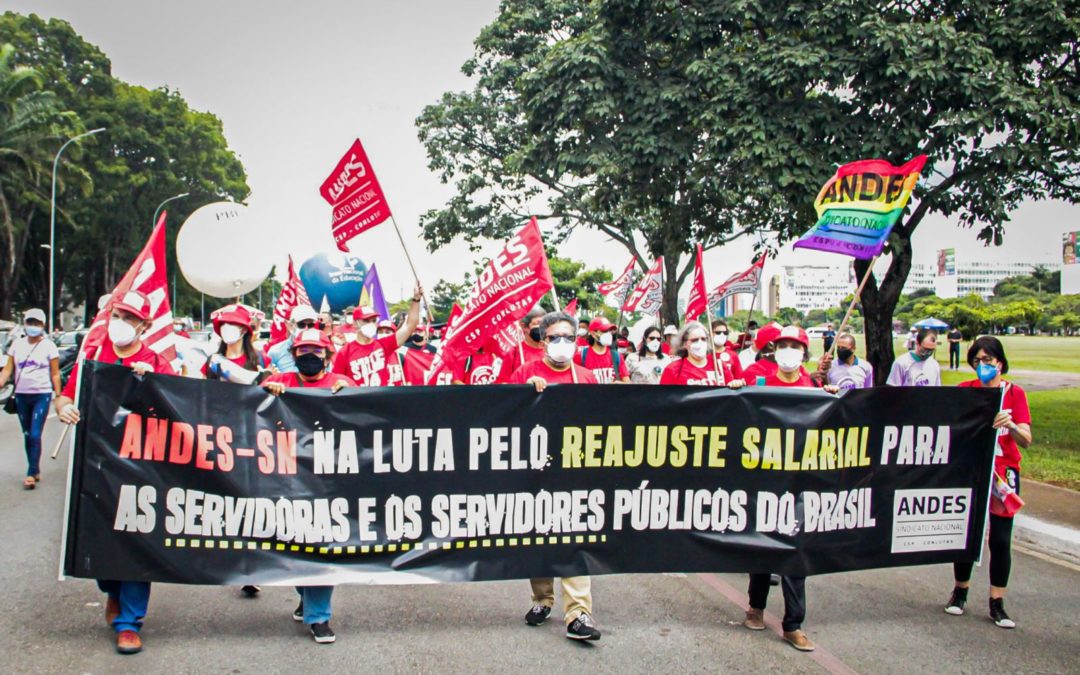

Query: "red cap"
<box><xmin>617</xmin><ymin>338</ymin><xmax>630</xmax><ymax>348</ymax></box>
<box><xmin>589</xmin><ymin>316</ymin><xmax>615</xmax><ymax>332</ymax></box>
<box><xmin>754</xmin><ymin>321</ymin><xmax>784</xmax><ymax>351</ymax></box>
<box><xmin>112</xmin><ymin>290</ymin><xmax>151</xmax><ymax>321</ymax></box>
<box><xmin>353</xmin><ymin>306</ymin><xmax>379</xmax><ymax>321</ymax></box>
<box><xmin>376</xmin><ymin>319</ymin><xmax>396</xmax><ymax>330</ymax></box>
<box><xmin>211</xmin><ymin>304</ymin><xmax>254</xmax><ymax>335</ymax></box>
<box><xmin>293</xmin><ymin>328</ymin><xmax>333</xmax><ymax>350</ymax></box>
<box><xmin>776</xmin><ymin>325</ymin><xmax>809</xmax><ymax>349</ymax></box>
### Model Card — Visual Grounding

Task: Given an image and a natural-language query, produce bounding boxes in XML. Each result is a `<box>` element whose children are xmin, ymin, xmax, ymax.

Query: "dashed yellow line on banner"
<box><xmin>164</xmin><ymin>534</ymin><xmax>608</xmax><ymax>555</ymax></box>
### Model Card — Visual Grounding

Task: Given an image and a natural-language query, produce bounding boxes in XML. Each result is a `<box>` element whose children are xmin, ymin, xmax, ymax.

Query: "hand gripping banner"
<box><xmin>63</xmin><ymin>363</ymin><xmax>999</xmax><ymax>587</ymax></box>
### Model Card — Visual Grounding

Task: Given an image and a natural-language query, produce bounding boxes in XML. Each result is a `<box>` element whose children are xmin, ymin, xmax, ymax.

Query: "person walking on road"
<box><xmin>0</xmin><ymin>308</ymin><xmax>60</xmax><ymax>489</ymax></box>
<box><xmin>945</xmin><ymin>336</ymin><xmax>1031</xmax><ymax>629</ymax></box>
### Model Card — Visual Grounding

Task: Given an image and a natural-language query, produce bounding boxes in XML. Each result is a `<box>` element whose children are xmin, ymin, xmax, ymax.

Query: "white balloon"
<box><xmin>177</xmin><ymin>202</ymin><xmax>271</xmax><ymax>298</ymax></box>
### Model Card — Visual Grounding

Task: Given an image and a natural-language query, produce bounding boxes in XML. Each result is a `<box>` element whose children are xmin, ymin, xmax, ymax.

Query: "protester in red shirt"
<box><xmin>496</xmin><ymin>306</ymin><xmax>547</xmax><ymax>382</ymax></box>
<box><xmin>575</xmin><ymin>318</ymin><xmax>590</xmax><ymax>348</ymax></box>
<box><xmin>659</xmin><ymin>321</ymin><xmax>745</xmax><ymax>388</ymax></box>
<box><xmin>735</xmin><ymin>320</ymin><xmax>759</xmax><ymax>351</ymax></box>
<box><xmin>399</xmin><ymin>326</ymin><xmax>438</xmax><ymax>385</ymax></box>
<box><xmin>945</xmin><ymin>336</ymin><xmax>1032</xmax><ymax>629</ymax></box>
<box><xmin>578</xmin><ymin>316</ymin><xmax>629</xmax><ymax>383</ymax></box>
<box><xmin>451</xmin><ymin>347</ymin><xmax>501</xmax><ymax>385</ymax></box>
<box><xmin>661</xmin><ymin>325</ymin><xmax>677</xmax><ymax>355</ymax></box>
<box><xmin>710</xmin><ymin>318</ymin><xmax>744</xmax><ymax>381</ymax></box>
<box><xmin>201</xmin><ymin>304</ymin><xmax>268</xmax><ymax>382</ymax></box>
<box><xmin>54</xmin><ymin>290</ymin><xmax>176</xmax><ymax>656</ymax></box>
<box><xmin>505</xmin><ymin>311</ymin><xmax>601</xmax><ymax>641</ymax></box>
<box><xmin>330</xmin><ymin>285</ymin><xmax>421</xmax><ymax>386</ymax></box>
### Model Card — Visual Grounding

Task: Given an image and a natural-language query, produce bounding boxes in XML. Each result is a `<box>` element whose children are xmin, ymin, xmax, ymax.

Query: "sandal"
<box><xmin>33</xmin><ymin>474</ymin><xmax>40</xmax><ymax>483</ymax></box>
<box><xmin>22</xmin><ymin>477</ymin><xmax>36</xmax><ymax>490</ymax></box>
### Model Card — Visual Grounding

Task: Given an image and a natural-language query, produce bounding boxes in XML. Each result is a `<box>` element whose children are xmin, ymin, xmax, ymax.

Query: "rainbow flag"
<box><xmin>793</xmin><ymin>155</ymin><xmax>927</xmax><ymax>259</ymax></box>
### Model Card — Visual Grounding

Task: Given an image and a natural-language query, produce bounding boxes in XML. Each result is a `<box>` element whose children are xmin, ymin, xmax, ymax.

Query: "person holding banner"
<box><xmin>659</xmin><ymin>322</ymin><xmax>745</xmax><ymax>388</ymax></box>
<box><xmin>331</xmin><ymin>284</ymin><xmax>422</xmax><ymax>387</ymax></box>
<box><xmin>580</xmin><ymin>317</ymin><xmax>629</xmax><ymax>383</ymax></box>
<box><xmin>886</xmin><ymin>328</ymin><xmax>942</xmax><ymax>387</ymax></box>
<box><xmin>827</xmin><ymin>334</ymin><xmax>874</xmax><ymax>390</ymax></box>
<box><xmin>268</xmin><ymin>305</ymin><xmax>320</xmax><ymax>374</ymax></box>
<box><xmin>506</xmin><ymin>312</ymin><xmax>601</xmax><ymax>641</ymax></box>
<box><xmin>262</xmin><ymin>329</ymin><xmax>354</xmax><ymax>643</ymax></box>
<box><xmin>496</xmin><ymin>307</ymin><xmax>547</xmax><ymax>383</ymax></box>
<box><xmin>201</xmin><ymin>305</ymin><xmax>268</xmax><ymax>382</ymax></box>
<box><xmin>625</xmin><ymin>326</ymin><xmax>672</xmax><ymax>384</ymax></box>
<box><xmin>945</xmin><ymin>336</ymin><xmax>1031</xmax><ymax>629</ymax></box>
<box><xmin>54</xmin><ymin>290</ymin><xmax>176</xmax><ymax>655</ymax></box>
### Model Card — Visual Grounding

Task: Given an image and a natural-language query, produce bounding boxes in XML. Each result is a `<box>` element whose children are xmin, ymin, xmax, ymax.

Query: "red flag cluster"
<box><xmin>268</xmin><ymin>256</ymin><xmax>312</xmax><ymax>348</ymax></box>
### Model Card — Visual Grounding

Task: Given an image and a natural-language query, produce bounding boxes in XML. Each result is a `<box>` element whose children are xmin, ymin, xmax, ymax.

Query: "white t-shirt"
<box><xmin>10</xmin><ymin>337</ymin><xmax>60</xmax><ymax>394</ymax></box>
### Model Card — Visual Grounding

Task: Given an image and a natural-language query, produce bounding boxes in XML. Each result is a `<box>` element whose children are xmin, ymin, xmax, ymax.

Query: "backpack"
<box><xmin>580</xmin><ymin>347</ymin><xmax>620</xmax><ymax>374</ymax></box>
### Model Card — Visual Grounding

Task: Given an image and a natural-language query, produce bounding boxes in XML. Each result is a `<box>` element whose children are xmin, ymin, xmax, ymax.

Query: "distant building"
<box><xmin>768</xmin><ymin>264</ymin><xmax>855</xmax><ymax>315</ymax></box>
<box><xmin>912</xmin><ymin>256</ymin><xmax>1060</xmax><ymax>299</ymax></box>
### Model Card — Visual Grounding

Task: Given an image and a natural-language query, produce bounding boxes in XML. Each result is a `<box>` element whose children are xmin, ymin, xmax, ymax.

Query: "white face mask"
<box><xmin>712</xmin><ymin>334</ymin><xmax>727</xmax><ymax>347</ymax></box>
<box><xmin>220</xmin><ymin>324</ymin><xmax>244</xmax><ymax>345</ymax></box>
<box><xmin>599</xmin><ymin>333</ymin><xmax>613</xmax><ymax>348</ymax></box>
<box><xmin>576</xmin><ymin>328</ymin><xmax>586</xmax><ymax>337</ymax></box>
<box><xmin>646</xmin><ymin>339</ymin><xmax>661</xmax><ymax>353</ymax></box>
<box><xmin>688</xmin><ymin>341</ymin><xmax>708</xmax><ymax>359</ymax></box>
<box><xmin>546</xmin><ymin>341</ymin><xmax>576</xmax><ymax>365</ymax></box>
<box><xmin>359</xmin><ymin>323</ymin><xmax>378</xmax><ymax>339</ymax></box>
<box><xmin>775</xmin><ymin>347</ymin><xmax>804</xmax><ymax>373</ymax></box>
<box><xmin>345</xmin><ymin>316</ymin><xmax>355</xmax><ymax>325</ymax></box>
<box><xmin>108</xmin><ymin>319</ymin><xmax>139</xmax><ymax>347</ymax></box>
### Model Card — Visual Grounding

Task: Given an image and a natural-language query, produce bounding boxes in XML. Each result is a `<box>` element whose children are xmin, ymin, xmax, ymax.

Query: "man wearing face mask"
<box><xmin>738</xmin><ymin>320</ymin><xmax>770</xmax><ymax>370</ymax></box>
<box><xmin>399</xmin><ymin>326</ymin><xmax>438</xmax><ymax>385</ymax></box>
<box><xmin>710</xmin><ymin>319</ymin><xmax>744</xmax><ymax>382</ymax></box>
<box><xmin>661</xmin><ymin>325</ymin><xmax>678</xmax><ymax>355</ymax></box>
<box><xmin>887</xmin><ymin>328</ymin><xmax>942</xmax><ymax>387</ymax></box>
<box><xmin>330</xmin><ymin>284</ymin><xmax>422</xmax><ymax>386</ymax></box>
<box><xmin>579</xmin><ymin>316</ymin><xmax>629</xmax><ymax>383</ymax></box>
<box><xmin>268</xmin><ymin>305</ymin><xmax>319</xmax><ymax>374</ymax></box>
<box><xmin>576</xmin><ymin>318</ymin><xmax>590</xmax><ymax>347</ymax></box>
<box><xmin>827</xmin><ymin>334</ymin><xmax>874</xmax><ymax>390</ymax></box>
<box><xmin>54</xmin><ymin>290</ymin><xmax>176</xmax><ymax>655</ymax></box>
<box><xmin>506</xmin><ymin>312</ymin><xmax>601</xmax><ymax>640</ymax></box>
<box><xmin>736</xmin><ymin>320</ymin><xmax>759</xmax><ymax>352</ymax></box>
<box><xmin>496</xmin><ymin>306</ymin><xmax>548</xmax><ymax>383</ymax></box>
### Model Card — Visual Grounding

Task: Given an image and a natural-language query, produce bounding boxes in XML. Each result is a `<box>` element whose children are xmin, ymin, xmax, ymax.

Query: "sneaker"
<box><xmin>105</xmin><ymin>596</ymin><xmax>120</xmax><ymax>626</ymax></box>
<box><xmin>241</xmin><ymin>585</ymin><xmax>261</xmax><ymax>596</ymax></box>
<box><xmin>566</xmin><ymin>613</ymin><xmax>601</xmax><ymax>641</ymax></box>
<box><xmin>743</xmin><ymin>608</ymin><xmax>765</xmax><ymax>631</ymax></box>
<box><xmin>989</xmin><ymin>598</ymin><xmax>1015</xmax><ymax>628</ymax></box>
<box><xmin>116</xmin><ymin>629</ymin><xmax>143</xmax><ymax>654</ymax></box>
<box><xmin>310</xmin><ymin>621</ymin><xmax>336</xmax><ymax>644</ymax></box>
<box><xmin>525</xmin><ymin>604</ymin><xmax>552</xmax><ymax>626</ymax></box>
<box><xmin>783</xmin><ymin>629</ymin><xmax>816</xmax><ymax>652</ymax></box>
<box><xmin>292</xmin><ymin>600</ymin><xmax>304</xmax><ymax>622</ymax></box>
<box><xmin>945</xmin><ymin>587</ymin><xmax>968</xmax><ymax>616</ymax></box>
<box><xmin>769</xmin><ymin>573</ymin><xmax>781</xmax><ymax>586</ymax></box>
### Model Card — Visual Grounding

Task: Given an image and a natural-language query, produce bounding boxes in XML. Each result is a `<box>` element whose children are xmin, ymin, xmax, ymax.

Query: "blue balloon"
<box><xmin>298</xmin><ymin>252</ymin><xmax>368</xmax><ymax>313</ymax></box>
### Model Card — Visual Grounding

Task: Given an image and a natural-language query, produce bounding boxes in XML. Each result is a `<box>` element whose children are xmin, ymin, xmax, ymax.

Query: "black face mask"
<box><xmin>408</xmin><ymin>334</ymin><xmax>424</xmax><ymax>344</ymax></box>
<box><xmin>836</xmin><ymin>348</ymin><xmax>854</xmax><ymax>362</ymax></box>
<box><xmin>528</xmin><ymin>327</ymin><xmax>542</xmax><ymax>343</ymax></box>
<box><xmin>295</xmin><ymin>353</ymin><xmax>325</xmax><ymax>377</ymax></box>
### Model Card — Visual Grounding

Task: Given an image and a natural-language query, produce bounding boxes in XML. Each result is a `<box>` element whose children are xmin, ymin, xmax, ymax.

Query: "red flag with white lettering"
<box><xmin>80</xmin><ymin>213</ymin><xmax>176</xmax><ymax>362</ymax></box>
<box><xmin>439</xmin><ymin>217</ymin><xmax>553</xmax><ymax>361</ymax></box>
<box><xmin>622</xmin><ymin>257</ymin><xmax>664</xmax><ymax>315</ymax></box>
<box><xmin>707</xmin><ymin>253</ymin><xmax>767</xmax><ymax>311</ymax></box>
<box><xmin>598</xmin><ymin>256</ymin><xmax>637</xmax><ymax>310</ymax></box>
<box><xmin>685</xmin><ymin>244</ymin><xmax>708</xmax><ymax>320</ymax></box>
<box><xmin>319</xmin><ymin>139</ymin><xmax>393</xmax><ymax>252</ymax></box>
<box><xmin>268</xmin><ymin>256</ymin><xmax>312</xmax><ymax>348</ymax></box>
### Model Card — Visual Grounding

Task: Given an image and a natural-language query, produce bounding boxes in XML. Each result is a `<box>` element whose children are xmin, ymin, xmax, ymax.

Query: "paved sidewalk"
<box><xmin>1014</xmin><ymin>480</ymin><xmax>1080</xmax><ymax>566</ymax></box>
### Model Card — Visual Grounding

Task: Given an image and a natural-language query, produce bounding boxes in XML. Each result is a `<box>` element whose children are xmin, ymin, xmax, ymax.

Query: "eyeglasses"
<box><xmin>297</xmin><ymin>321</ymin><xmax>316</xmax><ymax>329</ymax></box>
<box><xmin>295</xmin><ymin>347</ymin><xmax>325</xmax><ymax>356</ymax></box>
<box><xmin>544</xmin><ymin>335</ymin><xmax>575</xmax><ymax>344</ymax></box>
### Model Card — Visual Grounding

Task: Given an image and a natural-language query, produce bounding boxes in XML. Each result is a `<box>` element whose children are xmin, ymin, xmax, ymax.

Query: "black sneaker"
<box><xmin>989</xmin><ymin>598</ymin><xmax>1015</xmax><ymax>628</ymax></box>
<box><xmin>241</xmin><ymin>585</ymin><xmax>261</xmax><ymax>596</ymax></box>
<box><xmin>566</xmin><ymin>613</ymin><xmax>601</xmax><ymax>641</ymax></box>
<box><xmin>310</xmin><ymin>621</ymin><xmax>336</xmax><ymax>644</ymax></box>
<box><xmin>945</xmin><ymin>587</ymin><xmax>968</xmax><ymax>616</ymax></box>
<box><xmin>525</xmin><ymin>604</ymin><xmax>551</xmax><ymax>626</ymax></box>
<box><xmin>292</xmin><ymin>600</ymin><xmax>304</xmax><ymax>622</ymax></box>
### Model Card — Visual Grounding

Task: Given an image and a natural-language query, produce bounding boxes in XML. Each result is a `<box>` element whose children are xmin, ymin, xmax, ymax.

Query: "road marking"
<box><xmin>1014</xmin><ymin>542</ymin><xmax>1080</xmax><ymax>573</ymax></box>
<box><xmin>694</xmin><ymin>573</ymin><xmax>860</xmax><ymax>675</ymax></box>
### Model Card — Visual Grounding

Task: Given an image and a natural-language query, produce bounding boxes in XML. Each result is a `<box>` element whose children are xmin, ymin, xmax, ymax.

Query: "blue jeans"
<box><xmin>15</xmin><ymin>393</ymin><xmax>51</xmax><ymax>477</ymax></box>
<box><xmin>98</xmin><ymin>580</ymin><xmax>151</xmax><ymax>633</ymax></box>
<box><xmin>296</xmin><ymin>586</ymin><xmax>333</xmax><ymax>624</ymax></box>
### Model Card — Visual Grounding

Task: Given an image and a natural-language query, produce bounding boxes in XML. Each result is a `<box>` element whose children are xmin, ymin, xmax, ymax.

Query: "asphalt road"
<box><xmin>1</xmin><ymin>414</ymin><xmax>1078</xmax><ymax>674</ymax></box>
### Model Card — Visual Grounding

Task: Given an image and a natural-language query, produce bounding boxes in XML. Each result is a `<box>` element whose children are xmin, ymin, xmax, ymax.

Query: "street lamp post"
<box><xmin>49</xmin><ymin>127</ymin><xmax>105</xmax><ymax>333</ymax></box>
<box><xmin>152</xmin><ymin>192</ymin><xmax>189</xmax><ymax>228</ymax></box>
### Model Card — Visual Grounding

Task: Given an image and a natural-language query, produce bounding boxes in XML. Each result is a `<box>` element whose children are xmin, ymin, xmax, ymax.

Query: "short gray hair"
<box><xmin>522</xmin><ymin>305</ymin><xmax>547</xmax><ymax>326</ymax></box>
<box><xmin>675</xmin><ymin>320</ymin><xmax>708</xmax><ymax>356</ymax></box>
<box><xmin>539</xmin><ymin>311</ymin><xmax>575</xmax><ymax>336</ymax></box>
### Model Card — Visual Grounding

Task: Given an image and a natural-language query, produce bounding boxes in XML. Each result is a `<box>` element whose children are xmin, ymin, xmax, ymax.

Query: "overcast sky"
<box><xmin>8</xmin><ymin>1</ymin><xmax>1077</xmax><ymax>305</ymax></box>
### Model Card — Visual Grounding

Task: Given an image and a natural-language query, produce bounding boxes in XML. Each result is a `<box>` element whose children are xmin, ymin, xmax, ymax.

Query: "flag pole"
<box><xmin>387</xmin><ymin>214</ymin><xmax>435</xmax><ymax>323</ymax></box>
<box><xmin>549</xmin><ymin>288</ymin><xmax>562</xmax><ymax>312</ymax></box>
<box><xmin>829</xmin><ymin>255</ymin><xmax>880</xmax><ymax>357</ymax></box>
<box><xmin>703</xmin><ymin>303</ymin><xmax>725</xmax><ymax>384</ymax></box>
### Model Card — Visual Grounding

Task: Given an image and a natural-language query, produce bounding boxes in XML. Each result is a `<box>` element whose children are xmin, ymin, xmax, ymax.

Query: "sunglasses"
<box><xmin>297</xmin><ymin>320</ymin><xmax>317</xmax><ymax>329</ymax></box>
<box><xmin>713</xmin><ymin>330</ymin><xmax>729</xmax><ymax>336</ymax></box>
<box><xmin>646</xmin><ymin>337</ymin><xmax>662</xmax><ymax>342</ymax></box>
<box><xmin>544</xmin><ymin>335</ymin><xmax>575</xmax><ymax>344</ymax></box>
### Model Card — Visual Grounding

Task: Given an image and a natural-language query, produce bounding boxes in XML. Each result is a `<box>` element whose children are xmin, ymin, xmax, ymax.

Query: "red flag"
<box><xmin>440</xmin><ymin>217</ymin><xmax>553</xmax><ymax>360</ymax></box>
<box><xmin>564</xmin><ymin>298</ymin><xmax>578</xmax><ymax>317</ymax></box>
<box><xmin>268</xmin><ymin>256</ymin><xmax>312</xmax><ymax>348</ymax></box>
<box><xmin>707</xmin><ymin>253</ymin><xmax>767</xmax><ymax>310</ymax></box>
<box><xmin>622</xmin><ymin>257</ymin><xmax>664</xmax><ymax>315</ymax></box>
<box><xmin>80</xmin><ymin>213</ymin><xmax>176</xmax><ymax>362</ymax></box>
<box><xmin>685</xmin><ymin>244</ymin><xmax>708</xmax><ymax>320</ymax></box>
<box><xmin>598</xmin><ymin>256</ymin><xmax>637</xmax><ymax>310</ymax></box>
<box><xmin>319</xmin><ymin>139</ymin><xmax>393</xmax><ymax>252</ymax></box>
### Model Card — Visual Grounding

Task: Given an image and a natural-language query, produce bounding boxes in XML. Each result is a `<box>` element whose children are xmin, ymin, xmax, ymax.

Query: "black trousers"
<box><xmin>748</xmin><ymin>574</ymin><xmax>806</xmax><ymax>632</ymax></box>
<box><xmin>954</xmin><ymin>514</ymin><xmax>1015</xmax><ymax>588</ymax></box>
<box><xmin>949</xmin><ymin>343</ymin><xmax>961</xmax><ymax>369</ymax></box>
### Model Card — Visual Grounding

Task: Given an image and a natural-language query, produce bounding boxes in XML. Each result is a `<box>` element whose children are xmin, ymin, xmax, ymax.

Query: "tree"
<box><xmin>775</xmin><ymin>306</ymin><xmax>803</xmax><ymax>325</ymax></box>
<box><xmin>546</xmin><ymin>251</ymin><xmax>613</xmax><ymax>316</ymax></box>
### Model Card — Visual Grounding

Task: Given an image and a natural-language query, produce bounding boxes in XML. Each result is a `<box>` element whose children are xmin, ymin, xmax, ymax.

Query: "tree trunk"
<box><xmin>855</xmin><ymin>229</ymin><xmax>913</xmax><ymax>386</ymax></box>
<box><xmin>662</xmin><ymin>253</ymin><xmax>681</xmax><ymax>327</ymax></box>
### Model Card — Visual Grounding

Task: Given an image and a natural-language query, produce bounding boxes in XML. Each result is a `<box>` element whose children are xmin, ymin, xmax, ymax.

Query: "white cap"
<box><xmin>663</xmin><ymin>325</ymin><xmax>678</xmax><ymax>336</ymax></box>
<box><xmin>97</xmin><ymin>293</ymin><xmax>112</xmax><ymax>311</ymax></box>
<box><xmin>23</xmin><ymin>308</ymin><xmax>46</xmax><ymax>324</ymax></box>
<box><xmin>290</xmin><ymin>305</ymin><xmax>318</xmax><ymax>322</ymax></box>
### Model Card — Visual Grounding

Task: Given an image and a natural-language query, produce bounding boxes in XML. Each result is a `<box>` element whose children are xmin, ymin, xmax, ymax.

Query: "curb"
<box><xmin>1013</xmin><ymin>514</ymin><xmax>1080</xmax><ymax>567</ymax></box>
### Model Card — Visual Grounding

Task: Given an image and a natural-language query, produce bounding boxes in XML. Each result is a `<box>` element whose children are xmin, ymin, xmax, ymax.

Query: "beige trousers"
<box><xmin>529</xmin><ymin>576</ymin><xmax>592</xmax><ymax>624</ymax></box>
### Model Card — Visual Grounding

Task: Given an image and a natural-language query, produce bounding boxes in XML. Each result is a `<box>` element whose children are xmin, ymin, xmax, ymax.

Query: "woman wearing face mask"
<box><xmin>580</xmin><ymin>316</ymin><xmax>630</xmax><ymax>383</ymax></box>
<box><xmin>944</xmin><ymin>336</ymin><xmax>1031</xmax><ymax>629</ymax></box>
<box><xmin>202</xmin><ymin>305</ymin><xmax>267</xmax><ymax>382</ymax></box>
<box><xmin>53</xmin><ymin>290</ymin><xmax>176</xmax><ymax>655</ymax></box>
<box><xmin>0</xmin><ymin>308</ymin><xmax>61</xmax><ymax>489</ymax></box>
<box><xmin>711</xmin><ymin>319</ymin><xmax>745</xmax><ymax>382</ymax></box>
<box><xmin>496</xmin><ymin>306</ymin><xmax>548</xmax><ymax>382</ymax></box>
<box><xmin>625</xmin><ymin>325</ymin><xmax>672</xmax><ymax>384</ymax></box>
<box><xmin>659</xmin><ymin>322</ymin><xmax>745</xmax><ymax>388</ymax></box>
<box><xmin>886</xmin><ymin>328</ymin><xmax>941</xmax><ymax>386</ymax></box>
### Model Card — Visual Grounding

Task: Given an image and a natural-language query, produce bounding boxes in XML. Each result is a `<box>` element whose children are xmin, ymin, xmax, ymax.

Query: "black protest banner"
<box><xmin>63</xmin><ymin>362</ymin><xmax>1000</xmax><ymax>586</ymax></box>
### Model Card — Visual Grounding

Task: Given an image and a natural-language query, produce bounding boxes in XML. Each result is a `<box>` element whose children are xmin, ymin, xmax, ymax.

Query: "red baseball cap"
<box><xmin>211</xmin><ymin>304</ymin><xmax>253</xmax><ymax>334</ymax></box>
<box><xmin>376</xmin><ymin>319</ymin><xmax>396</xmax><ymax>331</ymax></box>
<box><xmin>112</xmin><ymin>290</ymin><xmax>151</xmax><ymax>321</ymax></box>
<box><xmin>293</xmin><ymin>328</ymin><xmax>333</xmax><ymax>350</ymax></box>
<box><xmin>589</xmin><ymin>316</ymin><xmax>616</xmax><ymax>332</ymax></box>
<box><xmin>754</xmin><ymin>321</ymin><xmax>784</xmax><ymax>351</ymax></box>
<box><xmin>777</xmin><ymin>325</ymin><xmax>810</xmax><ymax>349</ymax></box>
<box><xmin>353</xmin><ymin>306</ymin><xmax>379</xmax><ymax>321</ymax></box>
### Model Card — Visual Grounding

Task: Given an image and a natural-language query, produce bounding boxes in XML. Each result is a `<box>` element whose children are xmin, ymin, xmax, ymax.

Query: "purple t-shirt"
<box><xmin>886</xmin><ymin>351</ymin><xmax>941</xmax><ymax>387</ymax></box>
<box><xmin>828</xmin><ymin>358</ymin><xmax>874</xmax><ymax>390</ymax></box>
<box><xmin>9</xmin><ymin>337</ymin><xmax>60</xmax><ymax>394</ymax></box>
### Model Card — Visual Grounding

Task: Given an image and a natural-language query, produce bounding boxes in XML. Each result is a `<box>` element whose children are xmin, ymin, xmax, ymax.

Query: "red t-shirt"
<box><xmin>400</xmin><ymin>347</ymin><xmax>437</xmax><ymax>386</ymax></box>
<box><xmin>453</xmin><ymin>351</ymin><xmax>501</xmax><ymax>385</ymax></box>
<box><xmin>659</xmin><ymin>356</ymin><xmax>725</xmax><ymax>386</ymax></box>
<box><xmin>507</xmin><ymin>359</ymin><xmax>598</xmax><ymax>385</ymax></box>
<box><xmin>497</xmin><ymin>341</ymin><xmax>545</xmax><ymax>383</ymax></box>
<box><xmin>264</xmin><ymin>371</ymin><xmax>356</xmax><ymax>389</ymax></box>
<box><xmin>764</xmin><ymin>371</ymin><xmax>815</xmax><ymax>387</ymax></box>
<box><xmin>579</xmin><ymin>347</ymin><xmax>629</xmax><ymax>383</ymax></box>
<box><xmin>958</xmin><ymin>380</ymin><xmax>1029</xmax><ymax>473</ymax></box>
<box><xmin>742</xmin><ymin>358</ymin><xmax>811</xmax><ymax>383</ymax></box>
<box><xmin>200</xmin><ymin>353</ymin><xmax>266</xmax><ymax>378</ymax></box>
<box><xmin>661</xmin><ymin>342</ymin><xmax>672</xmax><ymax>355</ymax></box>
<box><xmin>62</xmin><ymin>342</ymin><xmax>177</xmax><ymax>400</ymax></box>
<box><xmin>330</xmin><ymin>335</ymin><xmax>399</xmax><ymax>387</ymax></box>
<box><xmin>714</xmin><ymin>348</ymin><xmax>744</xmax><ymax>381</ymax></box>
<box><xmin>576</xmin><ymin>336</ymin><xmax>590</xmax><ymax>348</ymax></box>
